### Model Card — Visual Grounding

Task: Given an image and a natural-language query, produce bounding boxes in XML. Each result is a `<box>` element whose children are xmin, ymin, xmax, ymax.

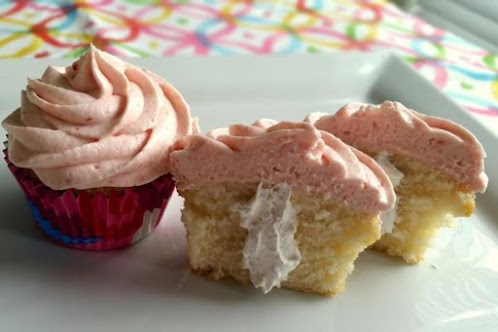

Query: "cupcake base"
<box><xmin>4</xmin><ymin>148</ymin><xmax>175</xmax><ymax>250</ymax></box>
<box><xmin>180</xmin><ymin>182</ymin><xmax>381</xmax><ymax>296</ymax></box>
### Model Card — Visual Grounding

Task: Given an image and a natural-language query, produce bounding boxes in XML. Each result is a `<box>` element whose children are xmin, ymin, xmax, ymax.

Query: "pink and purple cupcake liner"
<box><xmin>4</xmin><ymin>147</ymin><xmax>175</xmax><ymax>250</ymax></box>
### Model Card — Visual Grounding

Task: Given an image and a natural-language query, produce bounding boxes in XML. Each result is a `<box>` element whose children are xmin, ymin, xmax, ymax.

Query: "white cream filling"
<box><xmin>238</xmin><ymin>182</ymin><xmax>301</xmax><ymax>294</ymax></box>
<box><xmin>375</xmin><ymin>151</ymin><xmax>404</xmax><ymax>234</ymax></box>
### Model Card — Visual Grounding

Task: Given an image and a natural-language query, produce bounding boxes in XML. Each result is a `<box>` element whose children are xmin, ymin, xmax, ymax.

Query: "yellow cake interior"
<box><xmin>372</xmin><ymin>154</ymin><xmax>475</xmax><ymax>264</ymax></box>
<box><xmin>179</xmin><ymin>183</ymin><xmax>381</xmax><ymax>296</ymax></box>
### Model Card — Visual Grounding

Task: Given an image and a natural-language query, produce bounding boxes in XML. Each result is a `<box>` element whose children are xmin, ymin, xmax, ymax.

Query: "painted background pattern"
<box><xmin>0</xmin><ymin>0</ymin><xmax>497</xmax><ymax>132</ymax></box>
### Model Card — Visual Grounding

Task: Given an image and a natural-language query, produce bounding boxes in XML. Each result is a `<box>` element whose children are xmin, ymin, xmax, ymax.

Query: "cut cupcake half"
<box><xmin>307</xmin><ymin>101</ymin><xmax>488</xmax><ymax>263</ymax></box>
<box><xmin>170</xmin><ymin>121</ymin><xmax>395</xmax><ymax>295</ymax></box>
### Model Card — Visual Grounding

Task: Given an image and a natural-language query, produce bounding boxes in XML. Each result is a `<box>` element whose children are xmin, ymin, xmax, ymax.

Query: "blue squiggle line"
<box><xmin>446</xmin><ymin>92</ymin><xmax>498</xmax><ymax>113</ymax></box>
<box><xmin>28</xmin><ymin>0</ymin><xmax>73</xmax><ymax>5</ymax></box>
<box><xmin>445</xmin><ymin>64</ymin><xmax>498</xmax><ymax>82</ymax></box>
<box><xmin>410</xmin><ymin>38</ymin><xmax>444</xmax><ymax>58</ymax></box>
<box><xmin>29</xmin><ymin>201</ymin><xmax>101</xmax><ymax>245</ymax></box>
<box><xmin>275</xmin><ymin>34</ymin><xmax>302</xmax><ymax>54</ymax></box>
<box><xmin>196</xmin><ymin>17</ymin><xmax>302</xmax><ymax>55</ymax></box>
<box><xmin>310</xmin><ymin>0</ymin><xmax>324</xmax><ymax>11</ymax></box>
<box><xmin>53</xmin><ymin>6</ymin><xmax>79</xmax><ymax>31</ymax></box>
<box><xmin>195</xmin><ymin>19</ymin><xmax>240</xmax><ymax>55</ymax></box>
<box><xmin>237</xmin><ymin>15</ymin><xmax>279</xmax><ymax>27</ymax></box>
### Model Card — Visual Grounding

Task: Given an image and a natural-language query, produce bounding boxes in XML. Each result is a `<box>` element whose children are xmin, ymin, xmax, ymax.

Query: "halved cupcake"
<box><xmin>307</xmin><ymin>101</ymin><xmax>488</xmax><ymax>263</ymax></box>
<box><xmin>170</xmin><ymin>121</ymin><xmax>395</xmax><ymax>295</ymax></box>
<box><xmin>2</xmin><ymin>45</ymin><xmax>198</xmax><ymax>250</ymax></box>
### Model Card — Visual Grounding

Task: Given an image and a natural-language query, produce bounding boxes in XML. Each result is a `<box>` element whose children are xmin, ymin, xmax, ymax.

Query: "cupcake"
<box><xmin>306</xmin><ymin>101</ymin><xmax>488</xmax><ymax>263</ymax></box>
<box><xmin>1</xmin><ymin>45</ymin><xmax>197</xmax><ymax>250</ymax></box>
<box><xmin>170</xmin><ymin>121</ymin><xmax>395</xmax><ymax>295</ymax></box>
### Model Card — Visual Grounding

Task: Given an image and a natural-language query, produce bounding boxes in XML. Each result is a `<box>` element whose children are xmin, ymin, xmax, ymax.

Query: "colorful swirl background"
<box><xmin>0</xmin><ymin>0</ymin><xmax>497</xmax><ymax>132</ymax></box>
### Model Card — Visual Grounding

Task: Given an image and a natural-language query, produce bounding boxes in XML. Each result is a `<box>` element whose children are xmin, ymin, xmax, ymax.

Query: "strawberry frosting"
<box><xmin>2</xmin><ymin>46</ymin><xmax>197</xmax><ymax>190</ymax></box>
<box><xmin>306</xmin><ymin>101</ymin><xmax>488</xmax><ymax>193</ymax></box>
<box><xmin>170</xmin><ymin>121</ymin><xmax>395</xmax><ymax>215</ymax></box>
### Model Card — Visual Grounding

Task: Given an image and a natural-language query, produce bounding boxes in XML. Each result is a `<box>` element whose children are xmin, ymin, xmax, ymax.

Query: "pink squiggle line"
<box><xmin>413</xmin><ymin>18</ymin><xmax>445</xmax><ymax>39</ymax></box>
<box><xmin>137</xmin><ymin>3</ymin><xmax>236</xmax><ymax>52</ymax></box>
<box><xmin>161</xmin><ymin>16</ymin><xmax>243</xmax><ymax>56</ymax></box>
<box><xmin>379</xmin><ymin>34</ymin><xmax>491</xmax><ymax>70</ymax></box>
<box><xmin>132</xmin><ymin>2</ymin><xmax>221</xmax><ymax>22</ymax></box>
<box><xmin>209</xmin><ymin>39</ymin><xmax>265</xmax><ymax>54</ymax></box>
<box><xmin>297</xmin><ymin>27</ymin><xmax>377</xmax><ymax>51</ymax></box>
<box><xmin>262</xmin><ymin>32</ymin><xmax>300</xmax><ymax>54</ymax></box>
<box><xmin>380</xmin><ymin>4</ymin><xmax>408</xmax><ymax>18</ymax></box>
<box><xmin>443</xmin><ymin>43</ymin><xmax>489</xmax><ymax>56</ymax></box>
<box><xmin>147</xmin><ymin>15</ymin><xmax>236</xmax><ymax>55</ymax></box>
<box><xmin>143</xmin><ymin>24</ymin><xmax>192</xmax><ymax>40</ymax></box>
<box><xmin>382</xmin><ymin>3</ymin><xmax>441</xmax><ymax>33</ymax></box>
<box><xmin>378</xmin><ymin>31</ymin><xmax>488</xmax><ymax>68</ymax></box>
<box><xmin>174</xmin><ymin>3</ymin><xmax>223</xmax><ymax>20</ymax></box>
<box><xmin>296</xmin><ymin>27</ymin><xmax>353</xmax><ymax>42</ymax></box>
<box><xmin>133</xmin><ymin>4</ymin><xmax>169</xmax><ymax>21</ymax></box>
<box><xmin>465</xmin><ymin>106</ymin><xmax>498</xmax><ymax>116</ymax></box>
<box><xmin>209</xmin><ymin>20</ymin><xmax>235</xmax><ymax>40</ymax></box>
<box><xmin>197</xmin><ymin>21</ymin><xmax>257</xmax><ymax>52</ymax></box>
<box><xmin>93</xmin><ymin>22</ymin><xmax>140</xmax><ymax>43</ymax></box>
<box><xmin>226</xmin><ymin>1</ymin><xmax>254</xmax><ymax>18</ymax></box>
<box><xmin>450</xmin><ymin>55</ymin><xmax>491</xmax><ymax>71</ymax></box>
<box><xmin>103</xmin><ymin>45</ymin><xmax>128</xmax><ymax>57</ymax></box>
<box><xmin>162</xmin><ymin>38</ymin><xmax>209</xmax><ymax>56</ymax></box>
<box><xmin>382</xmin><ymin>0</ymin><xmax>491</xmax><ymax>65</ymax></box>
<box><xmin>170</xmin><ymin>1</ymin><xmax>271</xmax><ymax>51</ymax></box>
<box><xmin>379</xmin><ymin>42</ymin><xmax>491</xmax><ymax>74</ymax></box>
<box><xmin>351</xmin><ymin>5</ymin><xmax>382</xmax><ymax>24</ymax></box>
<box><xmin>27</xmin><ymin>3</ymin><xmax>62</xmax><ymax>12</ymax></box>
<box><xmin>81</xmin><ymin>0</ymin><xmax>114</xmax><ymax>7</ymax></box>
<box><xmin>372</xmin><ymin>40</ymin><xmax>417</xmax><ymax>56</ymax></box>
<box><xmin>94</xmin><ymin>26</ymin><xmax>131</xmax><ymax>40</ymax></box>
<box><xmin>158</xmin><ymin>27</ymin><xmax>213</xmax><ymax>56</ymax></box>
<box><xmin>376</xmin><ymin>41</ymin><xmax>489</xmax><ymax>84</ymax></box>
<box><xmin>397</xmin><ymin>33</ymin><xmax>488</xmax><ymax>58</ymax></box>
<box><xmin>413</xmin><ymin>59</ymin><xmax>448</xmax><ymax>87</ymax></box>
<box><xmin>260</xmin><ymin>33</ymin><xmax>284</xmax><ymax>54</ymax></box>
<box><xmin>211</xmin><ymin>31</ymin><xmax>275</xmax><ymax>54</ymax></box>
<box><xmin>382</xmin><ymin>3</ymin><xmax>485</xmax><ymax>58</ymax></box>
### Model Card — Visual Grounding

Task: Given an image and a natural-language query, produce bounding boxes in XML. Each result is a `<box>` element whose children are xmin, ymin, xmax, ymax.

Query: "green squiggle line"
<box><xmin>117</xmin><ymin>43</ymin><xmax>152</xmax><ymax>57</ymax></box>
<box><xmin>63</xmin><ymin>46</ymin><xmax>89</xmax><ymax>59</ymax></box>
<box><xmin>483</xmin><ymin>54</ymin><xmax>498</xmax><ymax>71</ymax></box>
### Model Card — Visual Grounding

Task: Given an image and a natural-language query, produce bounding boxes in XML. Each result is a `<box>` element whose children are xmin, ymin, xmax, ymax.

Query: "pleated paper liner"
<box><xmin>4</xmin><ymin>145</ymin><xmax>175</xmax><ymax>250</ymax></box>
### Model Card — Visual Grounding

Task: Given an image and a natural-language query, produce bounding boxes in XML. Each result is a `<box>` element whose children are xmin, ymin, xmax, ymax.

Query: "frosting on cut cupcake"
<box><xmin>306</xmin><ymin>101</ymin><xmax>488</xmax><ymax>193</ymax></box>
<box><xmin>2</xmin><ymin>45</ymin><xmax>197</xmax><ymax>190</ymax></box>
<box><xmin>170</xmin><ymin>121</ymin><xmax>395</xmax><ymax>215</ymax></box>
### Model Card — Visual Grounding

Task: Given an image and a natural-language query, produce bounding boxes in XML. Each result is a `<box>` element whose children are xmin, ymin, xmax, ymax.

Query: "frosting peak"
<box><xmin>171</xmin><ymin>121</ymin><xmax>396</xmax><ymax>215</ymax></box>
<box><xmin>2</xmin><ymin>46</ymin><xmax>197</xmax><ymax>190</ymax></box>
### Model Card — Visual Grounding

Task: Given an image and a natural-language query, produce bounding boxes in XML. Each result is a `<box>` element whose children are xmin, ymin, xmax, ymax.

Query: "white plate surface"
<box><xmin>0</xmin><ymin>53</ymin><xmax>497</xmax><ymax>332</ymax></box>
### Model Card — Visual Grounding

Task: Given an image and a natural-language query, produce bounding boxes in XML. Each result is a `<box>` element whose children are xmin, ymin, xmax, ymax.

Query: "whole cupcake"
<box><xmin>2</xmin><ymin>45</ymin><xmax>197</xmax><ymax>250</ymax></box>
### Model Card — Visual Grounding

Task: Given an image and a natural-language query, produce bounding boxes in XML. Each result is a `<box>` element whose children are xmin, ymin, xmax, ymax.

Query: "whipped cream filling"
<box><xmin>238</xmin><ymin>182</ymin><xmax>301</xmax><ymax>294</ymax></box>
<box><xmin>375</xmin><ymin>151</ymin><xmax>404</xmax><ymax>234</ymax></box>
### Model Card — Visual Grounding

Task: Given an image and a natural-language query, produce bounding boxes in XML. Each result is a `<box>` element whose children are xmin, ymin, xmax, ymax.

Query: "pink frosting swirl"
<box><xmin>2</xmin><ymin>46</ymin><xmax>197</xmax><ymax>190</ymax></box>
<box><xmin>306</xmin><ymin>101</ymin><xmax>488</xmax><ymax>193</ymax></box>
<box><xmin>170</xmin><ymin>121</ymin><xmax>395</xmax><ymax>215</ymax></box>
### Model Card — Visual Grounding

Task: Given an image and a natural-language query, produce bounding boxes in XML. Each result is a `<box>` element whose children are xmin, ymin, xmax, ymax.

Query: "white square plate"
<box><xmin>0</xmin><ymin>53</ymin><xmax>497</xmax><ymax>332</ymax></box>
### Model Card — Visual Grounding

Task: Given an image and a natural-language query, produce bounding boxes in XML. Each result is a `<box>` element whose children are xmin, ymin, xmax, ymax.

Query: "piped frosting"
<box><xmin>171</xmin><ymin>121</ymin><xmax>395</xmax><ymax>215</ymax></box>
<box><xmin>2</xmin><ymin>45</ymin><xmax>197</xmax><ymax>190</ymax></box>
<box><xmin>306</xmin><ymin>101</ymin><xmax>488</xmax><ymax>193</ymax></box>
